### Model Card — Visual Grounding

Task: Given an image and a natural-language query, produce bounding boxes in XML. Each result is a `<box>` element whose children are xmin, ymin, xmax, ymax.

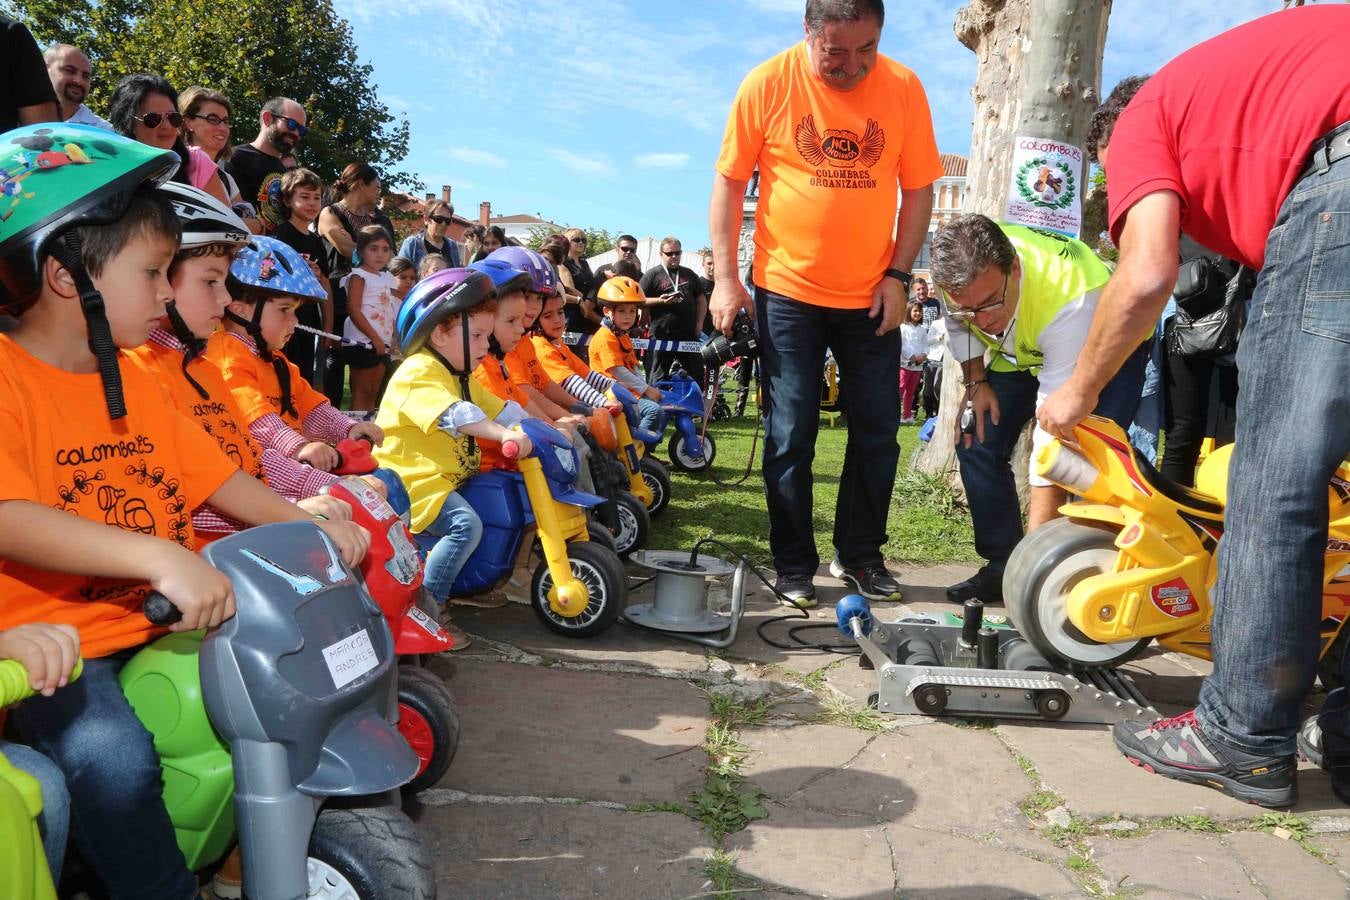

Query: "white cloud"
<box><xmin>444</xmin><ymin>146</ymin><xmax>507</xmax><ymax>169</ymax></box>
<box><xmin>549</xmin><ymin>149</ymin><xmax>610</xmax><ymax>175</ymax></box>
<box><xmin>635</xmin><ymin>152</ymin><xmax>691</xmax><ymax>169</ymax></box>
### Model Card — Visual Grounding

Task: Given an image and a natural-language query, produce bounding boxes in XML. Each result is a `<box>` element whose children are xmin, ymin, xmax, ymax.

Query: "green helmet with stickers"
<box><xmin>0</xmin><ymin>124</ymin><xmax>179</xmax><ymax>419</ymax></box>
<box><xmin>0</xmin><ymin>124</ymin><xmax>179</xmax><ymax>313</ymax></box>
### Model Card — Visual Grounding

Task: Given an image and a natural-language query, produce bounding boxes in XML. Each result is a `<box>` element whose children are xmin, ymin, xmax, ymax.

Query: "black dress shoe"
<box><xmin>946</xmin><ymin>567</ymin><xmax>1004</xmax><ymax>604</ymax></box>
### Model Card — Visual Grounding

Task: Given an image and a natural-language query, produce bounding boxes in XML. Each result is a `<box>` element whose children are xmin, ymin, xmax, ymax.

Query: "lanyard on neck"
<box><xmin>662</xmin><ymin>265</ymin><xmax>681</xmax><ymax>294</ymax></box>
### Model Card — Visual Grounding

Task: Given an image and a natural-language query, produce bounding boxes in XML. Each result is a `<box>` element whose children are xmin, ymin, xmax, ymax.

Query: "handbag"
<box><xmin>1167</xmin><ymin>260</ymin><xmax>1254</xmax><ymax>359</ymax></box>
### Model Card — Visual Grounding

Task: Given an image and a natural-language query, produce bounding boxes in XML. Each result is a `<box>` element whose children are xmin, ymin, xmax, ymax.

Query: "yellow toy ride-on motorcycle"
<box><xmin>1005</xmin><ymin>416</ymin><xmax>1350</xmax><ymax>672</ymax></box>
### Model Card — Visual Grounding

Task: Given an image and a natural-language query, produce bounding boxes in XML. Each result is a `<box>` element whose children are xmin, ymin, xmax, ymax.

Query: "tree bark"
<box><xmin>915</xmin><ymin>0</ymin><xmax>1111</xmax><ymax>510</ymax></box>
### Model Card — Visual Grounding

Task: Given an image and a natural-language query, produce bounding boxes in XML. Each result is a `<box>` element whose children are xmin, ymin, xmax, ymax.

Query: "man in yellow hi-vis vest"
<box><xmin>930</xmin><ymin>215</ymin><xmax>1149</xmax><ymax>605</ymax></box>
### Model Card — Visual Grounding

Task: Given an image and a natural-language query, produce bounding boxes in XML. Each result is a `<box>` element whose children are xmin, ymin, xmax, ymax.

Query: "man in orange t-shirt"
<box><xmin>707</xmin><ymin>0</ymin><xmax>942</xmax><ymax>607</ymax></box>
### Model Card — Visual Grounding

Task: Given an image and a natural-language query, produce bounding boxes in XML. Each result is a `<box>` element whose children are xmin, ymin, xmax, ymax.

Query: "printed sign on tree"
<box><xmin>1005</xmin><ymin>137</ymin><xmax>1083</xmax><ymax>238</ymax></box>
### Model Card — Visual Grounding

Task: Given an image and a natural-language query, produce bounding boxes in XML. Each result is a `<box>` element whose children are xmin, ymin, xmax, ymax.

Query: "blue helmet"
<box><xmin>468</xmin><ymin>256</ymin><xmax>532</xmax><ymax>298</ymax></box>
<box><xmin>228</xmin><ymin>235</ymin><xmax>326</xmax><ymax>302</ymax></box>
<box><xmin>487</xmin><ymin>246</ymin><xmax>557</xmax><ymax>297</ymax></box>
<box><xmin>396</xmin><ymin>267</ymin><xmax>495</xmax><ymax>357</ymax></box>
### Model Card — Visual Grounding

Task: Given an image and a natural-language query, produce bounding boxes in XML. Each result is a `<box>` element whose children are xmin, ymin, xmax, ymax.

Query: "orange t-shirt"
<box><xmin>505</xmin><ymin>335</ymin><xmax>550</xmax><ymax>392</ymax></box>
<box><xmin>205</xmin><ymin>331</ymin><xmax>330</xmax><ymax>428</ymax></box>
<box><xmin>126</xmin><ymin>336</ymin><xmax>265</xmax><ymax>482</ymax></box>
<box><xmin>530</xmin><ymin>335</ymin><xmax>592</xmax><ymax>385</ymax></box>
<box><xmin>715</xmin><ymin>42</ymin><xmax>944</xmax><ymax>309</ymax></box>
<box><xmin>0</xmin><ymin>336</ymin><xmax>238</xmax><ymax>658</ymax></box>
<box><xmin>472</xmin><ymin>356</ymin><xmax>529</xmax><ymax>471</ymax></box>
<box><xmin>588</xmin><ymin>326</ymin><xmax>639</xmax><ymax>376</ymax></box>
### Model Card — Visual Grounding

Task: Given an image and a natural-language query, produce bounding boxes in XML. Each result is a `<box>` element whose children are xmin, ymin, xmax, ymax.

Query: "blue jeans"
<box><xmin>11</xmin><ymin>651</ymin><xmax>197</xmax><ymax>899</ymax></box>
<box><xmin>637</xmin><ymin>396</ymin><xmax>663</xmax><ymax>433</ymax></box>
<box><xmin>956</xmin><ymin>344</ymin><xmax>1148</xmax><ymax>572</ymax></box>
<box><xmin>1195</xmin><ymin>154</ymin><xmax>1350</xmax><ymax>756</ymax></box>
<box><xmin>755</xmin><ymin>287</ymin><xmax>902</xmax><ymax>575</ymax></box>
<box><xmin>415</xmin><ymin>491</ymin><xmax>484</xmax><ymax>601</ymax></box>
<box><xmin>1</xmin><ymin>740</ymin><xmax>69</xmax><ymax>882</ymax></box>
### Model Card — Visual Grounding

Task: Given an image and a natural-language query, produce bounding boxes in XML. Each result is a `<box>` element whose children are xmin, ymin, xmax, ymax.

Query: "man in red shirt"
<box><xmin>1039</xmin><ymin>5</ymin><xmax>1350</xmax><ymax>808</ymax></box>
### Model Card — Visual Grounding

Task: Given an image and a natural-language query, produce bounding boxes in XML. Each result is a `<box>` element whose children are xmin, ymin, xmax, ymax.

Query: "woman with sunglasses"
<box><xmin>396</xmin><ymin>201</ymin><xmax>461</xmax><ymax>271</ymax></box>
<box><xmin>107</xmin><ymin>73</ymin><xmax>229</xmax><ymax>205</ymax></box>
<box><xmin>178</xmin><ymin>86</ymin><xmax>262</xmax><ymax>233</ymax></box>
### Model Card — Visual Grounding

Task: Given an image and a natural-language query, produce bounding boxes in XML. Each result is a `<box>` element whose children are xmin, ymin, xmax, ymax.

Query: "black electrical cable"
<box><xmin>698</xmin><ymin>377</ymin><xmax>763</xmax><ymax>490</ymax></box>
<box><xmin>683</xmin><ymin>537</ymin><xmax>858</xmax><ymax>654</ymax></box>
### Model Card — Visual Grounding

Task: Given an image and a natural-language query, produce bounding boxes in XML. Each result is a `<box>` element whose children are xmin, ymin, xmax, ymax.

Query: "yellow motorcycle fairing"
<box><xmin>519</xmin><ymin>455</ymin><xmax>591</xmax><ymax>618</ymax></box>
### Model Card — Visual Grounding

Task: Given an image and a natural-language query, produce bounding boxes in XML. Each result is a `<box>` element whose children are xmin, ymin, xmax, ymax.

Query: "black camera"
<box><xmin>701</xmin><ymin>313</ymin><xmax>760</xmax><ymax>367</ymax></box>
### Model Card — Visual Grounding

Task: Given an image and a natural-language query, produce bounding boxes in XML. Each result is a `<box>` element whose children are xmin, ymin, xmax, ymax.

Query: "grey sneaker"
<box><xmin>1113</xmin><ymin>710</ymin><xmax>1296</xmax><ymax>808</ymax></box>
<box><xmin>830</xmin><ymin>558</ymin><xmax>902</xmax><ymax>601</ymax></box>
<box><xmin>773</xmin><ymin>573</ymin><xmax>817</xmax><ymax>609</ymax></box>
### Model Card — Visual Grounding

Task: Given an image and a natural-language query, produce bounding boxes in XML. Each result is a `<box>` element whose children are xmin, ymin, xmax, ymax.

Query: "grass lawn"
<box><xmin>648</xmin><ymin>404</ymin><xmax>978</xmax><ymax>568</ymax></box>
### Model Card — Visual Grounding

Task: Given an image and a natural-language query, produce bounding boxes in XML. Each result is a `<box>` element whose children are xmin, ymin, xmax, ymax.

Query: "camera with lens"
<box><xmin>701</xmin><ymin>313</ymin><xmax>760</xmax><ymax>367</ymax></box>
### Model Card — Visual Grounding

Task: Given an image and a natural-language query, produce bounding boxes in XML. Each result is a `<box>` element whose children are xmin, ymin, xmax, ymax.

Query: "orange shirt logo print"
<box><xmin>795</xmin><ymin>115</ymin><xmax>884</xmax><ymax>189</ymax></box>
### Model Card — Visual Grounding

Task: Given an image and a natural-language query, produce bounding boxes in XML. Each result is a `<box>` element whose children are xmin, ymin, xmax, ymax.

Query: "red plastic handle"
<box><xmin>501</xmin><ymin>440</ymin><xmax>521</xmax><ymax>459</ymax></box>
<box><xmin>607</xmin><ymin>405</ymin><xmax>622</xmax><ymax>418</ymax></box>
<box><xmin>333</xmin><ymin>438</ymin><xmax>377</xmax><ymax>475</ymax></box>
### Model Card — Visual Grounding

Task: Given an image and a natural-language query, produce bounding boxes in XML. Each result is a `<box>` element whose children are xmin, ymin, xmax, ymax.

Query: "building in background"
<box><xmin>736</xmin><ymin>153</ymin><xmax>969</xmax><ymax>285</ymax></box>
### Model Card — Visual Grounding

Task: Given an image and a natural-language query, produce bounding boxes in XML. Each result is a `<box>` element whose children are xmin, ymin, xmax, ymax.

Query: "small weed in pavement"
<box><xmin>691</xmin><ymin>773</ymin><xmax>768</xmax><ymax>840</ymax></box>
<box><xmin>702</xmin><ymin>848</ymin><xmax>743</xmax><ymax>898</ymax></box>
<box><xmin>811</xmin><ymin>692</ymin><xmax>885</xmax><ymax>732</ymax></box>
<box><xmin>1161</xmin><ymin>814</ymin><xmax>1224</xmax><ymax>833</ymax></box>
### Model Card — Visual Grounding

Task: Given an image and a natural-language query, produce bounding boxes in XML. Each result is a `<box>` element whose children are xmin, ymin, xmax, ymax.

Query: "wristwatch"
<box><xmin>883</xmin><ymin>268</ymin><xmax>914</xmax><ymax>291</ymax></box>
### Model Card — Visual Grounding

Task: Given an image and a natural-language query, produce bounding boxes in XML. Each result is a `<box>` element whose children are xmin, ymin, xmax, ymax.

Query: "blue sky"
<box><xmin>333</xmin><ymin>0</ymin><xmax>1291</xmax><ymax>249</ymax></box>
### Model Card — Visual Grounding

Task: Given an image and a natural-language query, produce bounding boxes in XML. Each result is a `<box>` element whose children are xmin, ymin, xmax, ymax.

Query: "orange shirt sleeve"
<box><xmin>587</xmin><ymin>328</ymin><xmax>624</xmax><ymax>376</ymax></box>
<box><xmin>715</xmin><ymin>60</ymin><xmax>768</xmax><ymax>183</ymax></box>
<box><xmin>207</xmin><ymin>332</ymin><xmax>272</xmax><ymax>425</ymax></box>
<box><xmin>288</xmin><ymin>355</ymin><xmax>329</xmax><ymax>422</ymax></box>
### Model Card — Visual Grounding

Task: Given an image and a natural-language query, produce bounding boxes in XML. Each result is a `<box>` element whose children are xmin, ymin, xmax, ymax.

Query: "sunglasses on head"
<box><xmin>188</xmin><ymin>112</ymin><xmax>231</xmax><ymax>127</ymax></box>
<box><xmin>135</xmin><ymin>111</ymin><xmax>183</xmax><ymax>129</ymax></box>
<box><xmin>429</xmin><ymin>214</ymin><xmax>453</xmax><ymax>225</ymax></box>
<box><xmin>269</xmin><ymin>112</ymin><xmax>309</xmax><ymax>136</ymax></box>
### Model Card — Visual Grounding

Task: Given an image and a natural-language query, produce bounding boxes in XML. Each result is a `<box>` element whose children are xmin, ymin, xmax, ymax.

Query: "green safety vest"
<box><xmin>969</xmin><ymin>224</ymin><xmax>1112</xmax><ymax>374</ymax></box>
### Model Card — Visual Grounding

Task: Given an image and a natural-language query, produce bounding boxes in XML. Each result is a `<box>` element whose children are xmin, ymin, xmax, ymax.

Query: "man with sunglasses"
<box><xmin>224</xmin><ymin>96</ymin><xmax>307</xmax><ymax>223</ymax></box>
<box><xmin>930</xmin><ymin>215</ymin><xmax>1147</xmax><ymax>607</ymax></box>
<box><xmin>639</xmin><ymin>236</ymin><xmax>708</xmax><ymax>386</ymax></box>
<box><xmin>398</xmin><ymin>201</ymin><xmax>461</xmax><ymax>270</ymax></box>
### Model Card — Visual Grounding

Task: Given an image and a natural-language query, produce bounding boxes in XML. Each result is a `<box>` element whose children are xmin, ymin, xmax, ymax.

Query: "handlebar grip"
<box><xmin>144</xmin><ymin>591</ymin><xmax>183</xmax><ymax>626</ymax></box>
<box><xmin>0</xmin><ymin>657</ymin><xmax>84</xmax><ymax>707</ymax></box>
<box><xmin>501</xmin><ymin>440</ymin><xmax>521</xmax><ymax>460</ymax></box>
<box><xmin>608</xmin><ymin>405</ymin><xmax>622</xmax><ymax>418</ymax></box>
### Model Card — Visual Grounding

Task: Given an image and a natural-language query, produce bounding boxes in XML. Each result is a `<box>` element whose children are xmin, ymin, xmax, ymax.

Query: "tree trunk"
<box><xmin>915</xmin><ymin>0</ymin><xmax>1112</xmax><ymax>510</ymax></box>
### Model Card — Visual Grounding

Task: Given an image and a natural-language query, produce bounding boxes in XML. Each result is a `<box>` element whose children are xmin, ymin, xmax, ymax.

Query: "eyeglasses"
<box><xmin>618</xmin><ymin>245</ymin><xmax>637</xmax><ymax>254</ymax></box>
<box><xmin>134</xmin><ymin>112</ymin><xmax>183</xmax><ymax>129</ymax></box>
<box><xmin>570</xmin><ymin>236</ymin><xmax>586</xmax><ymax>244</ymax></box>
<box><xmin>662</xmin><ymin>250</ymin><xmax>682</xmax><ymax>257</ymax></box>
<box><xmin>939</xmin><ymin>275</ymin><xmax>1008</xmax><ymax>321</ymax></box>
<box><xmin>187</xmin><ymin>112</ymin><xmax>231</xmax><ymax>127</ymax></box>
<box><xmin>269</xmin><ymin>112</ymin><xmax>309</xmax><ymax>137</ymax></box>
<box><xmin>428</xmin><ymin>215</ymin><xmax>453</xmax><ymax>225</ymax></box>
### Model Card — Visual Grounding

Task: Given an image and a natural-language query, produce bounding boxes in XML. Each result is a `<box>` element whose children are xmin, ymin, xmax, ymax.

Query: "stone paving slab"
<box><xmin>410</xmin><ymin>801</ymin><xmax>714</xmax><ymax>899</ymax></box>
<box><xmin>999</xmin><ymin>719</ymin><xmax>1344</xmax><ymax>819</ymax></box>
<box><xmin>435</xmin><ymin>658</ymin><xmax>708</xmax><ymax>805</ymax></box>
<box><xmin>888</xmin><ymin>825</ymin><xmax>1080</xmax><ymax>899</ymax></box>
<box><xmin>726</xmin><ymin>808</ymin><xmax>897</xmax><ymax>899</ymax></box>
<box><xmin>1094</xmin><ymin>830</ymin><xmax>1279</xmax><ymax>898</ymax></box>
<box><xmin>1219</xmin><ymin>830</ymin><xmax>1348</xmax><ymax>899</ymax></box>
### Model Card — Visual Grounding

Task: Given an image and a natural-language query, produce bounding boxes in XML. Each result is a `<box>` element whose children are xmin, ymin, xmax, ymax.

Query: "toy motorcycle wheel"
<box><xmin>1005</xmin><ymin>519</ymin><xmax>1150</xmax><ymax>669</ymax></box>
<box><xmin>531</xmin><ymin>541</ymin><xmax>625</xmax><ymax>638</ymax></box>
<box><xmin>585</xmin><ymin>519</ymin><xmax>619</xmax><ymax>554</ymax></box>
<box><xmin>397</xmin><ymin>667</ymin><xmax>460</xmax><ymax>794</ymax></box>
<box><xmin>669</xmin><ymin>432</ymin><xmax>716</xmax><ymax>472</ymax></box>
<box><xmin>639</xmin><ymin>457</ymin><xmax>672</xmax><ymax>517</ymax></box>
<box><xmin>307</xmin><ymin>805</ymin><xmax>435</xmax><ymax>899</ymax></box>
<box><xmin>612</xmin><ymin>492</ymin><xmax>650</xmax><ymax>558</ymax></box>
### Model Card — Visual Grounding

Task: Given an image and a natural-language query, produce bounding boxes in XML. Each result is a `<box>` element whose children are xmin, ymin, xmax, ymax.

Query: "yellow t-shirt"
<box><xmin>372</xmin><ymin>351</ymin><xmax>504</xmax><ymax>532</ymax></box>
<box><xmin>715</xmin><ymin>42</ymin><xmax>944</xmax><ymax>309</ymax></box>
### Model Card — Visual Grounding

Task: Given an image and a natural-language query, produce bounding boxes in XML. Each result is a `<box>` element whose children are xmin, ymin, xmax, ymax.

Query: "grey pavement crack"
<box><xmin>781</xmin><ymin>733</ymin><xmax>881</xmax><ymax>803</ymax></box>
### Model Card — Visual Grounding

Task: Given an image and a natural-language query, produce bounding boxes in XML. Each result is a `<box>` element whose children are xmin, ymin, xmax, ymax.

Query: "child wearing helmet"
<box><xmin>205</xmin><ymin>235</ymin><xmax>383</xmax><ymax>474</ymax></box>
<box><xmin>0</xmin><ymin>125</ymin><xmax>369</xmax><ymax>897</ymax></box>
<box><xmin>126</xmin><ymin>184</ymin><xmax>378</xmax><ymax>543</ymax></box>
<box><xmin>372</xmin><ymin>268</ymin><xmax>533</xmax><ymax>605</ymax></box>
<box><xmin>591</xmin><ymin>275</ymin><xmax>664</xmax><ymax>432</ymax></box>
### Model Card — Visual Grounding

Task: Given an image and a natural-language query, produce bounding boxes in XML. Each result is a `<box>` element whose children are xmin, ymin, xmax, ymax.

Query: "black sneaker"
<box><xmin>829</xmin><ymin>559</ymin><xmax>902</xmax><ymax>601</ymax></box>
<box><xmin>946</xmin><ymin>566</ymin><xmax>1004</xmax><ymax>605</ymax></box>
<box><xmin>1113</xmin><ymin>710</ymin><xmax>1296</xmax><ymax>808</ymax></box>
<box><xmin>773</xmin><ymin>573</ymin><xmax>817</xmax><ymax>609</ymax></box>
<box><xmin>1297</xmin><ymin>697</ymin><xmax>1350</xmax><ymax>804</ymax></box>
